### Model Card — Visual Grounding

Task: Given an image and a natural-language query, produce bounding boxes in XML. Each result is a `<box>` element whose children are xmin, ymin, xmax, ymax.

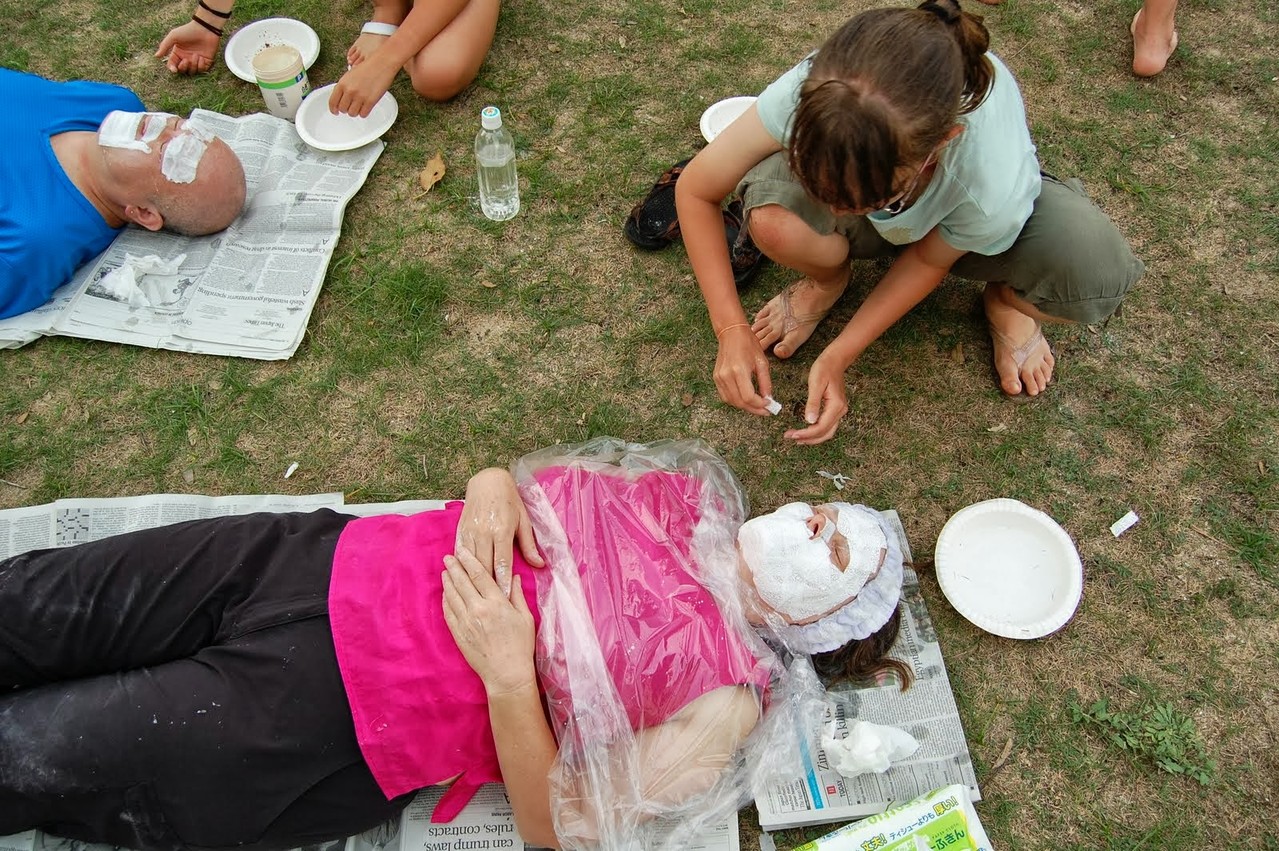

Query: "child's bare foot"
<box><xmin>753</xmin><ymin>274</ymin><xmax>848</xmax><ymax>359</ymax></box>
<box><xmin>1131</xmin><ymin>8</ymin><xmax>1178</xmax><ymax>77</ymax></box>
<box><xmin>984</xmin><ymin>283</ymin><xmax>1055</xmax><ymax>396</ymax></box>
<box><xmin>348</xmin><ymin>30</ymin><xmax>394</xmax><ymax>66</ymax></box>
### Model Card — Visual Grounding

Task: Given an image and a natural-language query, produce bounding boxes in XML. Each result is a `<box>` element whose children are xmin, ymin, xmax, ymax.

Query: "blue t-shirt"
<box><xmin>0</xmin><ymin>69</ymin><xmax>142</xmax><ymax>319</ymax></box>
<box><xmin>754</xmin><ymin>53</ymin><xmax>1041</xmax><ymax>255</ymax></box>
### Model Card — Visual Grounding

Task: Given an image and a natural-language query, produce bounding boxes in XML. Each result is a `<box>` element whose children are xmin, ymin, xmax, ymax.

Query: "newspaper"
<box><xmin>0</xmin><ymin>492</ymin><xmax>738</xmax><ymax>851</ymax></box>
<box><xmin>754</xmin><ymin>511</ymin><xmax>981</xmax><ymax>832</ymax></box>
<box><xmin>0</xmin><ymin>110</ymin><xmax>383</xmax><ymax>359</ymax></box>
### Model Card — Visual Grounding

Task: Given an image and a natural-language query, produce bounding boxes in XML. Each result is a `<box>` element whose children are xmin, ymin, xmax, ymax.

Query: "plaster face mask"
<box><xmin>737</xmin><ymin>502</ymin><xmax>887</xmax><ymax>623</ymax></box>
<box><xmin>160</xmin><ymin>123</ymin><xmax>214</xmax><ymax>184</ymax></box>
<box><xmin>97</xmin><ymin>111</ymin><xmax>174</xmax><ymax>154</ymax></box>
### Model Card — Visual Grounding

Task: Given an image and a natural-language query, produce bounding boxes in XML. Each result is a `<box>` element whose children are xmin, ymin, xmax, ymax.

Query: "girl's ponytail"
<box><xmin>917</xmin><ymin>0</ymin><xmax>993</xmax><ymax>113</ymax></box>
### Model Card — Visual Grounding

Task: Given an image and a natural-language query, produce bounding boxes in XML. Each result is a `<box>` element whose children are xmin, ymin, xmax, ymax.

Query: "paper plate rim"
<box><xmin>294</xmin><ymin>84</ymin><xmax>398</xmax><ymax>152</ymax></box>
<box><xmin>934</xmin><ymin>498</ymin><xmax>1083</xmax><ymax>640</ymax></box>
<box><xmin>225</xmin><ymin>17</ymin><xmax>322</xmax><ymax>83</ymax></box>
<box><xmin>699</xmin><ymin>96</ymin><xmax>757</xmax><ymax>143</ymax></box>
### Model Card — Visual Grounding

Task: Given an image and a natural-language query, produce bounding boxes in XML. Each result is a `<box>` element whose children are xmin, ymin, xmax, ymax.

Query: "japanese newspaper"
<box><xmin>0</xmin><ymin>110</ymin><xmax>383</xmax><ymax>359</ymax></box>
<box><xmin>754</xmin><ymin>511</ymin><xmax>982</xmax><ymax>832</ymax></box>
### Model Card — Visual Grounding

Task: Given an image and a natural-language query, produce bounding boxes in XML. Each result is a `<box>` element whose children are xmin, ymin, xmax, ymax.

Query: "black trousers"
<box><xmin>0</xmin><ymin>510</ymin><xmax>412</xmax><ymax>851</ymax></box>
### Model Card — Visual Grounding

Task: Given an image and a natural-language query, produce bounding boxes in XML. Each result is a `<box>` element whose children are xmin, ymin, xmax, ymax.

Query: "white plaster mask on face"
<box><xmin>160</xmin><ymin>122</ymin><xmax>214</xmax><ymax>185</ymax></box>
<box><xmin>98</xmin><ymin>111</ymin><xmax>173</xmax><ymax>154</ymax></box>
<box><xmin>737</xmin><ymin>502</ymin><xmax>888</xmax><ymax>622</ymax></box>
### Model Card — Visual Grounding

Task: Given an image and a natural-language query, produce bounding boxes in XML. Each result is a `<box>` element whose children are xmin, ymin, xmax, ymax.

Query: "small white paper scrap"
<box><xmin>763</xmin><ymin>395</ymin><xmax>782</xmax><ymax>416</ymax></box>
<box><xmin>1110</xmin><ymin>509</ymin><xmax>1139</xmax><ymax>538</ymax></box>
<box><xmin>817</xmin><ymin>470</ymin><xmax>852</xmax><ymax>490</ymax></box>
<box><xmin>284</xmin><ymin>462</ymin><xmax>299</xmax><ymax>479</ymax></box>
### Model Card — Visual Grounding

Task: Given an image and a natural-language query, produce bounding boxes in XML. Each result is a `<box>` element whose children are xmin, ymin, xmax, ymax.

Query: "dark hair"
<box><xmin>811</xmin><ymin>606</ymin><xmax>913</xmax><ymax>691</ymax></box>
<box><xmin>787</xmin><ymin>0</ymin><xmax>993</xmax><ymax>211</ymax></box>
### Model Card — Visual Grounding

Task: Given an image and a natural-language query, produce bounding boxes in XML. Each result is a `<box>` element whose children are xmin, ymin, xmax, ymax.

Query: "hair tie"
<box><xmin>919</xmin><ymin>0</ymin><xmax>958</xmax><ymax>24</ymax></box>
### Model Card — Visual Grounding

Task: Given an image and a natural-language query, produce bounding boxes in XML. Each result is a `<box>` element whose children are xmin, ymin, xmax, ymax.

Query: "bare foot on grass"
<box><xmin>1131</xmin><ymin>8</ymin><xmax>1178</xmax><ymax>77</ymax></box>
<box><xmin>984</xmin><ymin>283</ymin><xmax>1055</xmax><ymax>396</ymax></box>
<box><xmin>753</xmin><ymin>274</ymin><xmax>848</xmax><ymax>359</ymax></box>
<box><xmin>348</xmin><ymin>31</ymin><xmax>394</xmax><ymax>66</ymax></box>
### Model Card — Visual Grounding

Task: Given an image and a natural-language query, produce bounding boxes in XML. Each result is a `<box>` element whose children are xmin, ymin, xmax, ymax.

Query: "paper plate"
<box><xmin>699</xmin><ymin>96</ymin><xmax>757</xmax><ymax>143</ymax></box>
<box><xmin>295</xmin><ymin>84</ymin><xmax>398</xmax><ymax>152</ymax></box>
<box><xmin>224</xmin><ymin>18</ymin><xmax>321</xmax><ymax>83</ymax></box>
<box><xmin>934</xmin><ymin>499</ymin><xmax>1083</xmax><ymax>639</ymax></box>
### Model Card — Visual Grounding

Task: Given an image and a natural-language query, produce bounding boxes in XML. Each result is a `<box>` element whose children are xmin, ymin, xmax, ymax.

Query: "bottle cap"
<box><xmin>481</xmin><ymin>105</ymin><xmax>502</xmax><ymax>130</ymax></box>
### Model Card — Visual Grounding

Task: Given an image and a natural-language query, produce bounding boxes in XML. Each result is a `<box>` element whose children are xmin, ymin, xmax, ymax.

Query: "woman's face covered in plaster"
<box><xmin>736</xmin><ymin>502</ymin><xmax>887</xmax><ymax>625</ymax></box>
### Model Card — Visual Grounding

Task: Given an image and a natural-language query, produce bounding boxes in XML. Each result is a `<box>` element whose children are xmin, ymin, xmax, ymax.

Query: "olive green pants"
<box><xmin>738</xmin><ymin>152</ymin><xmax>1144</xmax><ymax>324</ymax></box>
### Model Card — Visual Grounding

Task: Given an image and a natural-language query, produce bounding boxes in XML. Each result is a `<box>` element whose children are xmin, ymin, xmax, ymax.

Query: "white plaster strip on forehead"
<box><xmin>161</xmin><ymin>131</ymin><xmax>209</xmax><ymax>184</ymax></box>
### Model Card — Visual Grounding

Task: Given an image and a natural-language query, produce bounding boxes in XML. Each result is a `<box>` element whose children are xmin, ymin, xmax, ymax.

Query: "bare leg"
<box><xmin>348</xmin><ymin>0</ymin><xmax>411</xmax><ymax>66</ymax></box>
<box><xmin>405</xmin><ymin>0</ymin><xmax>500</xmax><ymax>101</ymax></box>
<box><xmin>983</xmin><ymin>282</ymin><xmax>1065</xmax><ymax>396</ymax></box>
<box><xmin>747</xmin><ymin>204</ymin><xmax>851</xmax><ymax>359</ymax></box>
<box><xmin>1131</xmin><ymin>0</ymin><xmax>1179</xmax><ymax>77</ymax></box>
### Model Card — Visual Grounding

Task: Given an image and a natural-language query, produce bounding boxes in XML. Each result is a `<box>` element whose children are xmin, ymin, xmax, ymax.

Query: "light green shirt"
<box><xmin>755</xmin><ymin>52</ymin><xmax>1041</xmax><ymax>255</ymax></box>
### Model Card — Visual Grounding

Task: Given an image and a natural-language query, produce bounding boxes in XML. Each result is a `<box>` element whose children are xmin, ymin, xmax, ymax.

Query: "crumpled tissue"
<box><xmin>97</xmin><ymin>253</ymin><xmax>187</xmax><ymax>308</ymax></box>
<box><xmin>823</xmin><ymin>720</ymin><xmax>920</xmax><ymax>779</ymax></box>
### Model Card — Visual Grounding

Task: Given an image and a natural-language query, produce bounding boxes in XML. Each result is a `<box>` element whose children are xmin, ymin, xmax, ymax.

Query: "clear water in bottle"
<box><xmin>475</xmin><ymin>106</ymin><xmax>520</xmax><ymax>221</ymax></box>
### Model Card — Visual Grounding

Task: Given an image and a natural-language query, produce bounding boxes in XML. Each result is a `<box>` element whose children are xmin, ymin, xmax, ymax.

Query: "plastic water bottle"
<box><xmin>475</xmin><ymin>106</ymin><xmax>520</xmax><ymax>221</ymax></box>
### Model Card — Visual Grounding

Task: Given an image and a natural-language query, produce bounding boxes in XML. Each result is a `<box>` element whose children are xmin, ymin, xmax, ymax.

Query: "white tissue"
<box><xmin>823</xmin><ymin>720</ymin><xmax>920</xmax><ymax>778</ymax></box>
<box><xmin>96</xmin><ymin>253</ymin><xmax>186</xmax><ymax>308</ymax></box>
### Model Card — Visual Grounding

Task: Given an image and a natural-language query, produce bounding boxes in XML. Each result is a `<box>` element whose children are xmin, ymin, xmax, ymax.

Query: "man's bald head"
<box><xmin>96</xmin><ymin>112</ymin><xmax>247</xmax><ymax>235</ymax></box>
<box><xmin>152</xmin><ymin>137</ymin><xmax>247</xmax><ymax>235</ymax></box>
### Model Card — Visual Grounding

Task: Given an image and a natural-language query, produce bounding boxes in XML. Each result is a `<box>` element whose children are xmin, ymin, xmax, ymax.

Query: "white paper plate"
<box><xmin>699</xmin><ymin>96</ymin><xmax>757</xmax><ymax>143</ymax></box>
<box><xmin>224</xmin><ymin>18</ymin><xmax>321</xmax><ymax>83</ymax></box>
<box><xmin>934</xmin><ymin>498</ymin><xmax>1083</xmax><ymax>639</ymax></box>
<box><xmin>294</xmin><ymin>84</ymin><xmax>398</xmax><ymax>151</ymax></box>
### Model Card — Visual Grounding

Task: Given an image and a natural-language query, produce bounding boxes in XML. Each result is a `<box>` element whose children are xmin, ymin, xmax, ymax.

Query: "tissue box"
<box><xmin>793</xmin><ymin>785</ymin><xmax>993</xmax><ymax>851</ymax></box>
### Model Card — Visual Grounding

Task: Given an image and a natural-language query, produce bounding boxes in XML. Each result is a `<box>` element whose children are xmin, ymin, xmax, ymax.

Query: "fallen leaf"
<box><xmin>986</xmin><ymin>423</ymin><xmax>1008</xmax><ymax>433</ymax></box>
<box><xmin>949</xmin><ymin>342</ymin><xmax>964</xmax><ymax>364</ymax></box>
<box><xmin>991</xmin><ymin>737</ymin><xmax>1014</xmax><ymax>770</ymax></box>
<box><xmin>15</xmin><ymin>412</ymin><xmax>28</xmax><ymax>425</ymax></box>
<box><xmin>681</xmin><ymin>392</ymin><xmax>694</xmax><ymax>407</ymax></box>
<box><xmin>480</xmin><ymin>280</ymin><xmax>497</xmax><ymax>288</ymax></box>
<box><xmin>418</xmin><ymin>152</ymin><xmax>446</xmax><ymax>193</ymax></box>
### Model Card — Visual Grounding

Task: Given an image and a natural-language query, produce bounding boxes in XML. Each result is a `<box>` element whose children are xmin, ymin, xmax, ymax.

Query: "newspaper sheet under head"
<box><xmin>0</xmin><ymin>109</ymin><xmax>383</xmax><ymax>359</ymax></box>
<box><xmin>753</xmin><ymin>516</ymin><xmax>981</xmax><ymax>831</ymax></box>
<box><xmin>510</xmin><ymin>437</ymin><xmax>825</xmax><ymax>851</ymax></box>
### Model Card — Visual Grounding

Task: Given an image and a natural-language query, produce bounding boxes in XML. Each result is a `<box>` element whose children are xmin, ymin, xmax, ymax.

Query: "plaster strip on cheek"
<box><xmin>98</xmin><ymin>111</ymin><xmax>152</xmax><ymax>153</ymax></box>
<box><xmin>140</xmin><ymin>113</ymin><xmax>175</xmax><ymax>144</ymax></box>
<box><xmin>161</xmin><ymin>133</ymin><xmax>209</xmax><ymax>184</ymax></box>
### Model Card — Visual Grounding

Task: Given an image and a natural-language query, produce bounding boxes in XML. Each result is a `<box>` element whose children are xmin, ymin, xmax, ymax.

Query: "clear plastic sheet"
<box><xmin>511</xmin><ymin>438</ymin><xmax>827</xmax><ymax>851</ymax></box>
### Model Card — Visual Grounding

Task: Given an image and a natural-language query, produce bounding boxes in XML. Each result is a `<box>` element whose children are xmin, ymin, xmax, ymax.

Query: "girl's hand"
<box><xmin>155</xmin><ymin>20</ymin><xmax>220</xmax><ymax>74</ymax></box>
<box><xmin>714</xmin><ymin>324</ymin><xmax>775</xmax><ymax>415</ymax></box>
<box><xmin>442</xmin><ymin>545</ymin><xmax>536</xmax><ymax>697</ymax></box>
<box><xmin>456</xmin><ymin>469</ymin><xmax>545</xmax><ymax>595</ymax></box>
<box><xmin>330</xmin><ymin>59</ymin><xmax>398</xmax><ymax>117</ymax></box>
<box><xmin>785</xmin><ymin>352</ymin><xmax>850</xmax><ymax>445</ymax></box>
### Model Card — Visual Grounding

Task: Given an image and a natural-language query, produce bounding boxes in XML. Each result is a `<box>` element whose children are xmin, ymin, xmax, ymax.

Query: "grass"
<box><xmin>3</xmin><ymin>0</ymin><xmax>1279</xmax><ymax>847</ymax></box>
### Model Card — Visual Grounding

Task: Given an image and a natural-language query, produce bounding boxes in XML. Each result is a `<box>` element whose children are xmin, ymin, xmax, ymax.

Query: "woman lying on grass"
<box><xmin>0</xmin><ymin>438</ymin><xmax>909</xmax><ymax>851</ymax></box>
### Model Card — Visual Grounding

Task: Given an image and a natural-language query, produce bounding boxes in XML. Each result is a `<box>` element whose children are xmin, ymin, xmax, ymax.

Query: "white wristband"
<box><xmin>361</xmin><ymin>21</ymin><xmax>399</xmax><ymax>36</ymax></box>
